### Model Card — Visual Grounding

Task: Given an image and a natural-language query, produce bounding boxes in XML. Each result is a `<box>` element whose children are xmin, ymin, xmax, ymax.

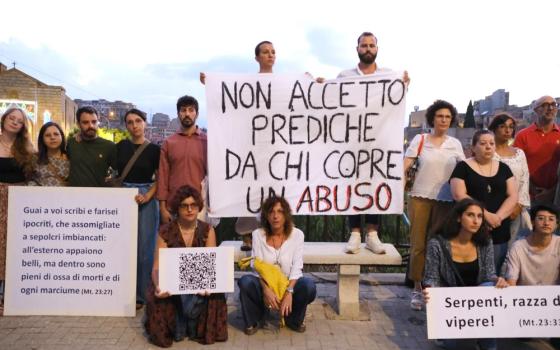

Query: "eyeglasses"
<box><xmin>535</xmin><ymin>215</ymin><xmax>557</xmax><ymax>223</ymax></box>
<box><xmin>538</xmin><ymin>102</ymin><xmax>558</xmax><ymax>110</ymax></box>
<box><xmin>6</xmin><ymin>116</ymin><xmax>25</xmax><ymax>125</ymax></box>
<box><xmin>178</xmin><ymin>203</ymin><xmax>198</xmax><ymax>210</ymax></box>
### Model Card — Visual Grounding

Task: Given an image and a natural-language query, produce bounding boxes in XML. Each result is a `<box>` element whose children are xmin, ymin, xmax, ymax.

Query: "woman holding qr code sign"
<box><xmin>237</xmin><ymin>196</ymin><xmax>317</xmax><ymax>335</ymax></box>
<box><xmin>144</xmin><ymin>185</ymin><xmax>227</xmax><ymax>347</ymax></box>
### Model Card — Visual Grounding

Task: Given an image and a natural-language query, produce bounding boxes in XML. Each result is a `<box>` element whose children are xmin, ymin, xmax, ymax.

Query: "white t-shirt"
<box><xmin>251</xmin><ymin>227</ymin><xmax>304</xmax><ymax>281</ymax></box>
<box><xmin>405</xmin><ymin>134</ymin><xmax>465</xmax><ymax>201</ymax></box>
<box><xmin>337</xmin><ymin>66</ymin><xmax>392</xmax><ymax>78</ymax></box>
<box><xmin>505</xmin><ymin>235</ymin><xmax>560</xmax><ymax>286</ymax></box>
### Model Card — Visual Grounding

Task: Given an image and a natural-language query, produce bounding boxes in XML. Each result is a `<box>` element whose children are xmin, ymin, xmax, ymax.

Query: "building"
<box><xmin>146</xmin><ymin>113</ymin><xmax>177</xmax><ymax>145</ymax></box>
<box><xmin>0</xmin><ymin>62</ymin><xmax>77</xmax><ymax>141</ymax></box>
<box><xmin>74</xmin><ymin>99</ymin><xmax>136</xmax><ymax>129</ymax></box>
<box><xmin>151</xmin><ymin>113</ymin><xmax>170</xmax><ymax>128</ymax></box>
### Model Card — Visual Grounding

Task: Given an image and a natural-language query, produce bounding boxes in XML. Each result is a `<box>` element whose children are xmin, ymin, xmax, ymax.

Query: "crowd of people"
<box><xmin>0</xmin><ymin>31</ymin><xmax>559</xmax><ymax>349</ymax></box>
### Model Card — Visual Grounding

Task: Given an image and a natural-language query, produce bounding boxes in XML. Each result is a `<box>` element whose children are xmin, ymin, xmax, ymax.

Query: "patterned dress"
<box><xmin>144</xmin><ymin>220</ymin><xmax>228</xmax><ymax>347</ymax></box>
<box><xmin>29</xmin><ymin>154</ymin><xmax>70</xmax><ymax>186</ymax></box>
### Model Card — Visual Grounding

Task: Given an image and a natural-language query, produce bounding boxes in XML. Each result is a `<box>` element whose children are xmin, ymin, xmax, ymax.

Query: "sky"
<box><xmin>1</xmin><ymin>0</ymin><xmax>559</xmax><ymax>127</ymax></box>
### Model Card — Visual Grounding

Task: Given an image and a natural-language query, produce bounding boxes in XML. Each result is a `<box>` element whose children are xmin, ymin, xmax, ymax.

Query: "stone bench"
<box><xmin>219</xmin><ymin>241</ymin><xmax>402</xmax><ymax>320</ymax></box>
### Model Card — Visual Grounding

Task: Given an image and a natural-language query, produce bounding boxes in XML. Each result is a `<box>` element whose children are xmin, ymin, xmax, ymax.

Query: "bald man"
<box><xmin>514</xmin><ymin>95</ymin><xmax>560</xmax><ymax>204</ymax></box>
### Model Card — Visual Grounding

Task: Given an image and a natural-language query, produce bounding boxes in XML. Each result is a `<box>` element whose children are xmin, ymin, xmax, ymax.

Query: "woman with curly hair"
<box><xmin>237</xmin><ymin>196</ymin><xmax>316</xmax><ymax>335</ymax></box>
<box><xmin>0</xmin><ymin>107</ymin><xmax>33</xmax><ymax>314</ymax></box>
<box><xmin>144</xmin><ymin>185</ymin><xmax>227</xmax><ymax>347</ymax></box>
<box><xmin>403</xmin><ymin>100</ymin><xmax>465</xmax><ymax>311</ymax></box>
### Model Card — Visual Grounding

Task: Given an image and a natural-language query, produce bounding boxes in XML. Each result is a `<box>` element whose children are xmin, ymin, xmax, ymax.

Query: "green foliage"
<box><xmin>215</xmin><ymin>214</ymin><xmax>409</xmax><ymax>246</ymax></box>
<box><xmin>464</xmin><ymin>100</ymin><xmax>475</xmax><ymax>128</ymax></box>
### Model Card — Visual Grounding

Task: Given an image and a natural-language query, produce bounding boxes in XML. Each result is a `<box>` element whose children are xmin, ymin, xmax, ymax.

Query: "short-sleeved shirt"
<box><xmin>513</xmin><ymin>123</ymin><xmax>560</xmax><ymax>190</ymax></box>
<box><xmin>157</xmin><ymin>129</ymin><xmax>207</xmax><ymax>202</ymax></box>
<box><xmin>337</xmin><ymin>66</ymin><xmax>392</xmax><ymax>78</ymax></box>
<box><xmin>405</xmin><ymin>134</ymin><xmax>464</xmax><ymax>201</ymax></box>
<box><xmin>116</xmin><ymin>140</ymin><xmax>160</xmax><ymax>183</ymax></box>
<box><xmin>450</xmin><ymin>161</ymin><xmax>513</xmax><ymax>244</ymax></box>
<box><xmin>67</xmin><ymin>137</ymin><xmax>117</xmax><ymax>187</ymax></box>
<box><xmin>505</xmin><ymin>235</ymin><xmax>560</xmax><ymax>285</ymax></box>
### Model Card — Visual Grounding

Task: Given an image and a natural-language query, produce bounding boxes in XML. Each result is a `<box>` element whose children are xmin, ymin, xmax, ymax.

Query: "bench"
<box><xmin>219</xmin><ymin>241</ymin><xmax>402</xmax><ymax>320</ymax></box>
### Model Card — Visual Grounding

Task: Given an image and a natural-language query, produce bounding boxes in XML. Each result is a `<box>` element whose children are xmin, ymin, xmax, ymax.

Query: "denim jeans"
<box><xmin>348</xmin><ymin>214</ymin><xmax>379</xmax><ymax>230</ymax></box>
<box><xmin>238</xmin><ymin>275</ymin><xmax>316</xmax><ymax>329</ymax></box>
<box><xmin>123</xmin><ymin>182</ymin><xmax>159</xmax><ymax>304</ymax></box>
<box><xmin>493</xmin><ymin>242</ymin><xmax>509</xmax><ymax>277</ymax></box>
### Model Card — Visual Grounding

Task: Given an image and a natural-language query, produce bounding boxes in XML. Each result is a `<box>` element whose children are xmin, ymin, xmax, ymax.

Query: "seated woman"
<box><xmin>144</xmin><ymin>185</ymin><xmax>227</xmax><ymax>347</ymax></box>
<box><xmin>29</xmin><ymin>122</ymin><xmax>69</xmax><ymax>186</ymax></box>
<box><xmin>423</xmin><ymin>198</ymin><xmax>499</xmax><ymax>350</ymax></box>
<box><xmin>237</xmin><ymin>196</ymin><xmax>316</xmax><ymax>334</ymax></box>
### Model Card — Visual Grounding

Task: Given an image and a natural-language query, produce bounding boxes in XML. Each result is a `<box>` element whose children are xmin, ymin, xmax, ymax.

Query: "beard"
<box><xmin>358</xmin><ymin>52</ymin><xmax>377</xmax><ymax>65</ymax></box>
<box><xmin>81</xmin><ymin>128</ymin><xmax>97</xmax><ymax>140</ymax></box>
<box><xmin>180</xmin><ymin>116</ymin><xmax>194</xmax><ymax>129</ymax></box>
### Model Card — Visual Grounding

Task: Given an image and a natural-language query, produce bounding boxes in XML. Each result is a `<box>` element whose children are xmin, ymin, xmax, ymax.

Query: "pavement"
<box><xmin>0</xmin><ymin>273</ymin><xmax>556</xmax><ymax>350</ymax></box>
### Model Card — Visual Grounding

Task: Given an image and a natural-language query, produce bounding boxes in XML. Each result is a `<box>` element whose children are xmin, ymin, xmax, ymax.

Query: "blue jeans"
<box><xmin>493</xmin><ymin>242</ymin><xmax>508</xmax><ymax>277</ymax></box>
<box><xmin>123</xmin><ymin>182</ymin><xmax>159</xmax><ymax>304</ymax></box>
<box><xmin>348</xmin><ymin>214</ymin><xmax>379</xmax><ymax>230</ymax></box>
<box><xmin>440</xmin><ymin>281</ymin><xmax>497</xmax><ymax>350</ymax></box>
<box><xmin>238</xmin><ymin>275</ymin><xmax>316</xmax><ymax>329</ymax></box>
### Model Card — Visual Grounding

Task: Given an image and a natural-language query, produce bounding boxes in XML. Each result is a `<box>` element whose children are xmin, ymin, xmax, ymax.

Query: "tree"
<box><xmin>463</xmin><ymin>100</ymin><xmax>475</xmax><ymax>128</ymax></box>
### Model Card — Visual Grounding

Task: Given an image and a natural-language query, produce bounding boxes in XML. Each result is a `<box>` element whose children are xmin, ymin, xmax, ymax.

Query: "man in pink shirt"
<box><xmin>157</xmin><ymin>95</ymin><xmax>207</xmax><ymax>224</ymax></box>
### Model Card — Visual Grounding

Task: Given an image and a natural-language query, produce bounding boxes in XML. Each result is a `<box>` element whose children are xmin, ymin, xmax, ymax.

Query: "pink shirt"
<box><xmin>157</xmin><ymin>128</ymin><xmax>207</xmax><ymax>204</ymax></box>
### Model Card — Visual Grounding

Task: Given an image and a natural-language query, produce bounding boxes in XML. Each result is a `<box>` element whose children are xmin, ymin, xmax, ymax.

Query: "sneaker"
<box><xmin>410</xmin><ymin>290</ymin><xmax>423</xmax><ymax>311</ymax></box>
<box><xmin>244</xmin><ymin>325</ymin><xmax>258</xmax><ymax>335</ymax></box>
<box><xmin>345</xmin><ymin>232</ymin><xmax>362</xmax><ymax>254</ymax></box>
<box><xmin>365</xmin><ymin>231</ymin><xmax>386</xmax><ymax>254</ymax></box>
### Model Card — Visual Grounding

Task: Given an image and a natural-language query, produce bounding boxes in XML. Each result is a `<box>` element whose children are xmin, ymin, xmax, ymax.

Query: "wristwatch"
<box><xmin>287</xmin><ymin>287</ymin><xmax>294</xmax><ymax>294</ymax></box>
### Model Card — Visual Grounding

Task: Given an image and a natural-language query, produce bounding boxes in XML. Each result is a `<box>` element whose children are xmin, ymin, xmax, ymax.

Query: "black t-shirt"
<box><xmin>450</xmin><ymin>161</ymin><xmax>513</xmax><ymax>244</ymax></box>
<box><xmin>0</xmin><ymin>157</ymin><xmax>25</xmax><ymax>183</ymax></box>
<box><xmin>453</xmin><ymin>259</ymin><xmax>479</xmax><ymax>286</ymax></box>
<box><xmin>116</xmin><ymin>140</ymin><xmax>160</xmax><ymax>183</ymax></box>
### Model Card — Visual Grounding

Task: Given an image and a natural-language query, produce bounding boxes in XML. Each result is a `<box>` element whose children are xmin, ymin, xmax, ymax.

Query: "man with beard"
<box><xmin>339</xmin><ymin>32</ymin><xmax>409</xmax><ymax>254</ymax></box>
<box><xmin>514</xmin><ymin>96</ymin><xmax>560</xmax><ymax>205</ymax></box>
<box><xmin>67</xmin><ymin>106</ymin><xmax>117</xmax><ymax>187</ymax></box>
<box><xmin>157</xmin><ymin>95</ymin><xmax>207</xmax><ymax>224</ymax></box>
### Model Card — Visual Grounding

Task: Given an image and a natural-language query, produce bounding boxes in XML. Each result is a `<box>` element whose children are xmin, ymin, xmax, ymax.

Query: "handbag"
<box><xmin>107</xmin><ymin>141</ymin><xmax>149</xmax><ymax>187</ymax></box>
<box><xmin>404</xmin><ymin>134</ymin><xmax>425</xmax><ymax>192</ymax></box>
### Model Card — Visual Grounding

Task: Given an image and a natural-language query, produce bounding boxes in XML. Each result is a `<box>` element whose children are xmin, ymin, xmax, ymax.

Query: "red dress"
<box><xmin>144</xmin><ymin>220</ymin><xmax>228</xmax><ymax>347</ymax></box>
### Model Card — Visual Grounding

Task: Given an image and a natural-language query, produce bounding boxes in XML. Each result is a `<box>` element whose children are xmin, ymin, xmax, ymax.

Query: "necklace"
<box><xmin>475</xmin><ymin>159</ymin><xmax>493</xmax><ymax>194</ymax></box>
<box><xmin>270</xmin><ymin>234</ymin><xmax>285</xmax><ymax>266</ymax></box>
<box><xmin>0</xmin><ymin>137</ymin><xmax>13</xmax><ymax>150</ymax></box>
<box><xmin>178</xmin><ymin>220</ymin><xmax>197</xmax><ymax>246</ymax></box>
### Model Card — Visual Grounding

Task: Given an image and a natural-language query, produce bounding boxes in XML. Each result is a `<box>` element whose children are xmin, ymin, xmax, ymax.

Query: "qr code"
<box><xmin>178</xmin><ymin>252</ymin><xmax>217</xmax><ymax>291</ymax></box>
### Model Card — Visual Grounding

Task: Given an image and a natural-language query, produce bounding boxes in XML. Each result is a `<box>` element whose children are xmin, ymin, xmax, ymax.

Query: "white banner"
<box><xmin>159</xmin><ymin>247</ymin><xmax>234</xmax><ymax>295</ymax></box>
<box><xmin>426</xmin><ymin>286</ymin><xmax>560</xmax><ymax>339</ymax></box>
<box><xmin>5</xmin><ymin>187</ymin><xmax>138</xmax><ymax>316</ymax></box>
<box><xmin>206</xmin><ymin>72</ymin><xmax>406</xmax><ymax>216</ymax></box>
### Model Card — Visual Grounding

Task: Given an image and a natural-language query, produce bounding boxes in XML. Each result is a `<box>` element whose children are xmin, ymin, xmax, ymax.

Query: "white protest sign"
<box><xmin>4</xmin><ymin>187</ymin><xmax>137</xmax><ymax>316</ymax></box>
<box><xmin>426</xmin><ymin>286</ymin><xmax>560</xmax><ymax>339</ymax></box>
<box><xmin>159</xmin><ymin>247</ymin><xmax>234</xmax><ymax>295</ymax></box>
<box><xmin>206</xmin><ymin>72</ymin><xmax>406</xmax><ymax>216</ymax></box>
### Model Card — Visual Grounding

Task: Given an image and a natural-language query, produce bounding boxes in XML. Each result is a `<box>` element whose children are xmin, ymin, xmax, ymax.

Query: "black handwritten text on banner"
<box><xmin>206</xmin><ymin>72</ymin><xmax>406</xmax><ymax>216</ymax></box>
